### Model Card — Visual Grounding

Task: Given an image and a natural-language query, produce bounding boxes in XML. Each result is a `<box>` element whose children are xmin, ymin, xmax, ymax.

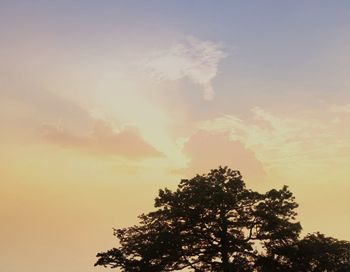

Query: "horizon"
<box><xmin>0</xmin><ymin>1</ymin><xmax>349</xmax><ymax>272</ymax></box>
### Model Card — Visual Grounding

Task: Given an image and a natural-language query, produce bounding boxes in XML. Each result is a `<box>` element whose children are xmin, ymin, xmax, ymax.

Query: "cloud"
<box><xmin>329</xmin><ymin>103</ymin><xmax>350</xmax><ymax>113</ymax></box>
<box><xmin>142</xmin><ymin>36</ymin><xmax>227</xmax><ymax>100</ymax></box>
<box><xmin>0</xmin><ymin>84</ymin><xmax>163</xmax><ymax>159</ymax></box>
<box><xmin>0</xmin><ymin>85</ymin><xmax>94</xmax><ymax>136</ymax></box>
<box><xmin>199</xmin><ymin>107</ymin><xmax>350</xmax><ymax>182</ymax></box>
<box><xmin>41</xmin><ymin>119</ymin><xmax>163</xmax><ymax>159</ymax></box>
<box><xmin>176</xmin><ymin>130</ymin><xmax>265</xmax><ymax>182</ymax></box>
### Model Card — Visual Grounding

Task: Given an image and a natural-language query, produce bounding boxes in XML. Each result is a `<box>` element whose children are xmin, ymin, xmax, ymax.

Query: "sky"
<box><xmin>0</xmin><ymin>1</ymin><xmax>349</xmax><ymax>271</ymax></box>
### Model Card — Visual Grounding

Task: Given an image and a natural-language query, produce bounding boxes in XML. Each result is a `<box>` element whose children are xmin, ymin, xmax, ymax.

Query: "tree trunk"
<box><xmin>220</xmin><ymin>209</ymin><xmax>230</xmax><ymax>272</ymax></box>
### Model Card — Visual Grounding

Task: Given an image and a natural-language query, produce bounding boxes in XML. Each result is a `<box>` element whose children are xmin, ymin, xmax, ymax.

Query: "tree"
<box><xmin>288</xmin><ymin>232</ymin><xmax>350</xmax><ymax>271</ymax></box>
<box><xmin>95</xmin><ymin>166</ymin><xmax>349</xmax><ymax>271</ymax></box>
<box><xmin>257</xmin><ymin>232</ymin><xmax>350</xmax><ymax>272</ymax></box>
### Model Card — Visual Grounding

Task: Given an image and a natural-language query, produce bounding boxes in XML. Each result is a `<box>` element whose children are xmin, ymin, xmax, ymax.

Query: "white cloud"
<box><xmin>142</xmin><ymin>36</ymin><xmax>227</xmax><ymax>100</ymax></box>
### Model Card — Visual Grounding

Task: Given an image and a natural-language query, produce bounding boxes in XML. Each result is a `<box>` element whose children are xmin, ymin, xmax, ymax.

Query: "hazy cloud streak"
<box><xmin>41</xmin><ymin>119</ymin><xmax>163</xmax><ymax>159</ymax></box>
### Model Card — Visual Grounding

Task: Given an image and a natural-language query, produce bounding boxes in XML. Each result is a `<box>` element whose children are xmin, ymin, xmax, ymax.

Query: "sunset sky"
<box><xmin>0</xmin><ymin>1</ymin><xmax>349</xmax><ymax>271</ymax></box>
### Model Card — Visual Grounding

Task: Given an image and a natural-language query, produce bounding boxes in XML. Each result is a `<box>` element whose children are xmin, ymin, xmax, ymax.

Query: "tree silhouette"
<box><xmin>95</xmin><ymin>166</ymin><xmax>350</xmax><ymax>272</ymax></box>
<box><xmin>257</xmin><ymin>232</ymin><xmax>350</xmax><ymax>272</ymax></box>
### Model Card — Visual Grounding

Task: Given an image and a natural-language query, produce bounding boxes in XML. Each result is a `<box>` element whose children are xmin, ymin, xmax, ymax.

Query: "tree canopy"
<box><xmin>95</xmin><ymin>166</ymin><xmax>350</xmax><ymax>272</ymax></box>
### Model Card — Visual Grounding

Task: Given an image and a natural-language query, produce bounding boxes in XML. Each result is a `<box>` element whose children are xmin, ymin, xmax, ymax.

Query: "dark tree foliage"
<box><xmin>289</xmin><ymin>233</ymin><xmax>350</xmax><ymax>271</ymax></box>
<box><xmin>95</xmin><ymin>166</ymin><xmax>350</xmax><ymax>272</ymax></box>
<box><xmin>257</xmin><ymin>232</ymin><xmax>350</xmax><ymax>272</ymax></box>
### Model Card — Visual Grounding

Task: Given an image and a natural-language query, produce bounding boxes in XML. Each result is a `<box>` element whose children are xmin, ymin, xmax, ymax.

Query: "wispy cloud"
<box><xmin>199</xmin><ymin>107</ymin><xmax>350</xmax><ymax>182</ymax></box>
<box><xmin>142</xmin><ymin>36</ymin><xmax>227</xmax><ymax>100</ymax></box>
